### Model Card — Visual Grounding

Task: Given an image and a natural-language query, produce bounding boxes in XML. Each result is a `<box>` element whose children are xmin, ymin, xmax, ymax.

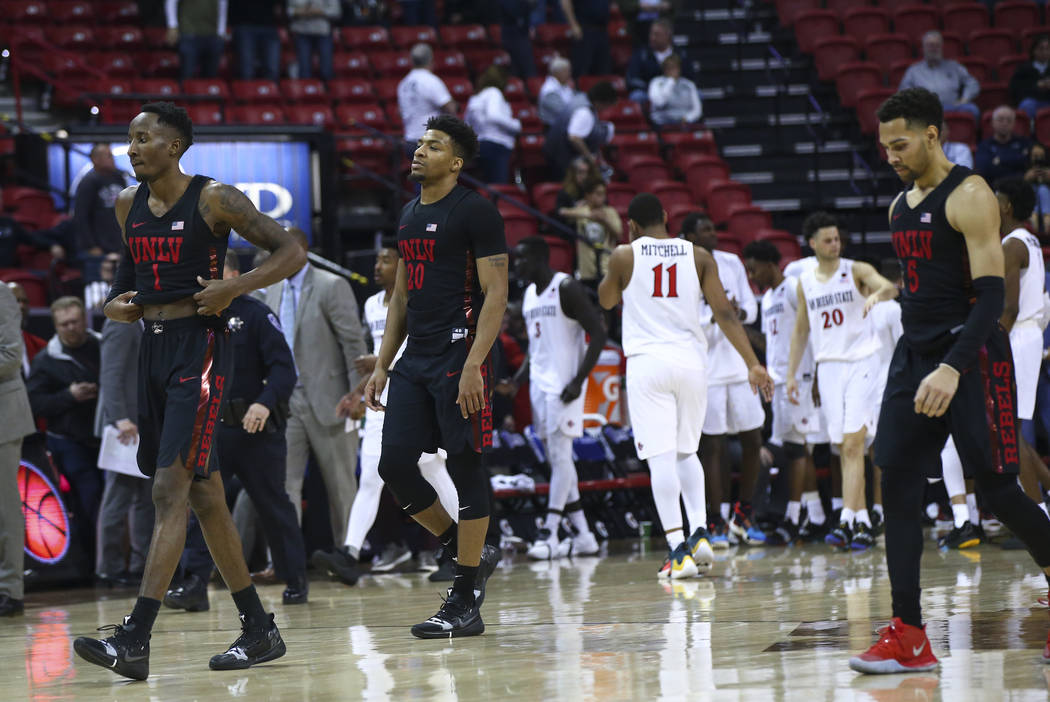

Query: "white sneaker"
<box><xmin>571</xmin><ymin>531</ymin><xmax>600</xmax><ymax>556</ymax></box>
<box><xmin>526</xmin><ymin>528</ymin><xmax>562</xmax><ymax>560</ymax></box>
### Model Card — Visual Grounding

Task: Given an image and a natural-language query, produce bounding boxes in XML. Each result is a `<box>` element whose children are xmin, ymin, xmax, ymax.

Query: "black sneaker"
<box><xmin>209</xmin><ymin>613</ymin><xmax>286</xmax><ymax>671</ymax></box>
<box><xmin>428</xmin><ymin>547</ymin><xmax>456</xmax><ymax>582</ymax></box>
<box><xmin>825</xmin><ymin>521</ymin><xmax>852</xmax><ymax>548</ymax></box>
<box><xmin>410</xmin><ymin>590</ymin><xmax>484</xmax><ymax>639</ymax></box>
<box><xmin>73</xmin><ymin>616</ymin><xmax>150</xmax><ymax>680</ymax></box>
<box><xmin>474</xmin><ymin>544</ymin><xmax>499</xmax><ymax>608</ymax></box>
<box><xmin>163</xmin><ymin>574</ymin><xmax>209</xmax><ymax>612</ymax></box>
<box><xmin>938</xmin><ymin>521</ymin><xmax>982</xmax><ymax>550</ymax></box>
<box><xmin>311</xmin><ymin>546</ymin><xmax>361</xmax><ymax>586</ymax></box>
<box><xmin>798</xmin><ymin>517</ymin><xmax>828</xmax><ymax>542</ymax></box>
<box><xmin>765</xmin><ymin>519</ymin><xmax>799</xmax><ymax>546</ymax></box>
<box><xmin>870</xmin><ymin>510</ymin><xmax>884</xmax><ymax>537</ymax></box>
<box><xmin>850</xmin><ymin>522</ymin><xmax>875</xmax><ymax>550</ymax></box>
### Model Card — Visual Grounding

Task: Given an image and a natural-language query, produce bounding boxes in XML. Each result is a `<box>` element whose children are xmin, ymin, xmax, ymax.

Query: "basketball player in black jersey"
<box><xmin>849</xmin><ymin>88</ymin><xmax>1050</xmax><ymax>674</ymax></box>
<box><xmin>72</xmin><ymin>103</ymin><xmax>306</xmax><ymax>680</ymax></box>
<box><xmin>364</xmin><ymin>115</ymin><xmax>505</xmax><ymax>639</ymax></box>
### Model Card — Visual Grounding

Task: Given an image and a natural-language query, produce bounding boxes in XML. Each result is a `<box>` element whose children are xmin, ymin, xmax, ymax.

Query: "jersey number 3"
<box><xmin>406</xmin><ymin>262</ymin><xmax>425</xmax><ymax>291</ymax></box>
<box><xmin>651</xmin><ymin>263</ymin><xmax>678</xmax><ymax>298</ymax></box>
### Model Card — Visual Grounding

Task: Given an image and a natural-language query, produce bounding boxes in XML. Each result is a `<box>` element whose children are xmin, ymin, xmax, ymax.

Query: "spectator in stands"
<box><xmin>539</xmin><ymin>57</ymin><xmax>577</xmax><ymax>127</ymax></box>
<box><xmin>465</xmin><ymin>66</ymin><xmax>522</xmax><ymax>184</ymax></box>
<box><xmin>7</xmin><ymin>282</ymin><xmax>45</xmax><ymax>379</ymax></box>
<box><xmin>73</xmin><ymin>144</ymin><xmax>128</xmax><ymax>258</ymax></box>
<box><xmin>544</xmin><ymin>81</ymin><xmax>618</xmax><ymax>180</ymax></box>
<box><xmin>0</xmin><ymin>209</ymin><xmax>64</xmax><ymax>269</ymax></box>
<box><xmin>1024</xmin><ymin>142</ymin><xmax>1050</xmax><ymax>233</ymax></box>
<box><xmin>84</xmin><ymin>253</ymin><xmax>122</xmax><ymax>313</ymax></box>
<box><xmin>397</xmin><ymin>44</ymin><xmax>457</xmax><ymax>153</ymax></box>
<box><xmin>559</xmin><ymin>177</ymin><xmax>621</xmax><ymax>282</ymax></box>
<box><xmin>26</xmin><ymin>297</ymin><xmax>103</xmax><ymax>542</ymax></box>
<box><xmin>621</xmin><ymin>0</ymin><xmax>675</xmax><ymax>44</ymax></box>
<box><xmin>165</xmin><ymin>0</ymin><xmax>227</xmax><ymax>81</ymax></box>
<box><xmin>1011</xmin><ymin>34</ymin><xmax>1050</xmax><ymax>122</ymax></box>
<box><xmin>899</xmin><ymin>31</ymin><xmax>981</xmax><ymax>120</ymax></box>
<box><xmin>402</xmin><ymin>0</ymin><xmax>437</xmax><ymax>26</ymax></box>
<box><xmin>626</xmin><ymin>18</ymin><xmax>675</xmax><ymax>103</ymax></box>
<box><xmin>940</xmin><ymin>119</ymin><xmax>974</xmax><ymax>169</ymax></box>
<box><xmin>498</xmin><ymin>0</ymin><xmax>537</xmax><ymax>80</ymax></box>
<box><xmin>560</xmin><ymin>0</ymin><xmax>611</xmax><ymax>78</ymax></box>
<box><xmin>552</xmin><ymin>156</ymin><xmax>603</xmax><ymax>225</ymax></box>
<box><xmin>976</xmin><ymin>105</ymin><xmax>1032</xmax><ymax>186</ymax></box>
<box><xmin>230</xmin><ymin>0</ymin><xmax>282</xmax><ymax>81</ymax></box>
<box><xmin>648</xmin><ymin>54</ymin><xmax>701</xmax><ymax>127</ymax></box>
<box><xmin>289</xmin><ymin>0</ymin><xmax>341</xmax><ymax>81</ymax></box>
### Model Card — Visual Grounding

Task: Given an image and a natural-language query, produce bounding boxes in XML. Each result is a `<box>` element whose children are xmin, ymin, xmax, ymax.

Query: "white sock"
<box><xmin>832</xmin><ymin>497</ymin><xmax>844</xmax><ymax>512</ymax></box>
<box><xmin>803</xmin><ymin>491</ymin><xmax>826</xmax><ymax>525</ymax></box>
<box><xmin>926</xmin><ymin>502</ymin><xmax>940</xmax><ymax>520</ymax></box>
<box><xmin>720</xmin><ymin>502</ymin><xmax>730</xmax><ymax>522</ymax></box>
<box><xmin>786</xmin><ymin>501</ymin><xmax>801</xmax><ymax>525</ymax></box>
<box><xmin>951</xmin><ymin>503</ymin><xmax>970</xmax><ymax>528</ymax></box>
<box><xmin>966</xmin><ymin>494</ymin><xmax>979</xmax><ymax>522</ymax></box>
<box><xmin>941</xmin><ymin>436</ymin><xmax>966</xmax><ymax>506</ymax></box>
<box><xmin>543</xmin><ymin>511</ymin><xmax>561</xmax><ymax>536</ymax></box>
<box><xmin>854</xmin><ymin>509</ymin><xmax>871</xmax><ymax>527</ymax></box>
<box><xmin>344</xmin><ymin>451</ymin><xmax>384</xmax><ymax>553</ymax></box>
<box><xmin>546</xmin><ymin>431</ymin><xmax>577</xmax><ymax>527</ymax></box>
<box><xmin>841</xmin><ymin>507</ymin><xmax>856</xmax><ymax>526</ymax></box>
<box><xmin>567</xmin><ymin>507</ymin><xmax>591</xmax><ymax>536</ymax></box>
<box><xmin>648</xmin><ymin>450</ymin><xmax>685</xmax><ymax>549</ymax></box>
<box><xmin>675</xmin><ymin>452</ymin><xmax>707</xmax><ymax>534</ymax></box>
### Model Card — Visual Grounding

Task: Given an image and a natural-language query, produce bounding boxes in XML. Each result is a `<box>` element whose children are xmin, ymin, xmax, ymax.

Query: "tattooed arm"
<box><xmin>194</xmin><ymin>181</ymin><xmax>306</xmax><ymax>315</ymax></box>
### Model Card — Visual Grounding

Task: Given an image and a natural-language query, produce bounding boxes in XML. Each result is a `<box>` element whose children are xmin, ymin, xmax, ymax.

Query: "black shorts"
<box><xmin>874</xmin><ymin>324</ymin><xmax>1020</xmax><ymax>479</ymax></box>
<box><xmin>137</xmin><ymin>316</ymin><xmax>232</xmax><ymax>478</ymax></box>
<box><xmin>382</xmin><ymin>339</ymin><xmax>494</xmax><ymax>455</ymax></box>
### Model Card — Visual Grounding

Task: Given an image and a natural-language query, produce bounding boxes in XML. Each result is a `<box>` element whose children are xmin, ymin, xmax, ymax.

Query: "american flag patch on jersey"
<box><xmin>426</xmin><ymin>223</ymin><xmax>437</xmax><ymax>232</ymax></box>
<box><xmin>172</xmin><ymin>220</ymin><xmax>185</xmax><ymax>230</ymax></box>
<box><xmin>920</xmin><ymin>212</ymin><xmax>931</xmax><ymax>223</ymax></box>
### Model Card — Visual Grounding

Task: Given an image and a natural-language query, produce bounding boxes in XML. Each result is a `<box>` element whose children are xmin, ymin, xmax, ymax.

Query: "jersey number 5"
<box><xmin>405</xmin><ymin>262</ymin><xmax>425</xmax><ymax>291</ymax></box>
<box><xmin>651</xmin><ymin>263</ymin><xmax>678</xmax><ymax>298</ymax></box>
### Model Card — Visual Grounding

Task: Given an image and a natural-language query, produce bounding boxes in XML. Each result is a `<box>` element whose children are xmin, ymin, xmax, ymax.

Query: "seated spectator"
<box><xmin>648</xmin><ymin>54</ymin><xmax>701</xmax><ymax>126</ymax></box>
<box><xmin>231</xmin><ymin>0</ymin><xmax>282</xmax><ymax>81</ymax></box>
<box><xmin>1024</xmin><ymin>142</ymin><xmax>1050</xmax><ymax>233</ymax></box>
<box><xmin>84</xmin><ymin>253</ymin><xmax>122</xmax><ymax>313</ymax></box>
<box><xmin>625</xmin><ymin>0</ymin><xmax>674</xmax><ymax>44</ymax></box>
<box><xmin>551</xmin><ymin>156</ymin><xmax>602</xmax><ymax>226</ymax></box>
<box><xmin>558</xmin><ymin>177</ymin><xmax>622</xmax><ymax>282</ymax></box>
<box><xmin>976</xmin><ymin>105</ymin><xmax>1032</xmax><ymax>186</ymax></box>
<box><xmin>940</xmin><ymin>120</ymin><xmax>973</xmax><ymax>169</ymax></box>
<box><xmin>0</xmin><ymin>209</ymin><xmax>65</xmax><ymax>269</ymax></box>
<box><xmin>288</xmin><ymin>0</ymin><xmax>340</xmax><ymax>81</ymax></box>
<box><xmin>539</xmin><ymin>57</ymin><xmax>577</xmax><ymax>126</ymax></box>
<box><xmin>165</xmin><ymin>0</ymin><xmax>226</xmax><ymax>81</ymax></box>
<box><xmin>465</xmin><ymin>66</ymin><xmax>522</xmax><ymax>184</ymax></box>
<box><xmin>73</xmin><ymin>144</ymin><xmax>128</xmax><ymax>258</ymax></box>
<box><xmin>543</xmin><ymin>81</ymin><xmax>618</xmax><ymax>180</ymax></box>
<box><xmin>899</xmin><ymin>31</ymin><xmax>980</xmax><ymax>120</ymax></box>
<box><xmin>398</xmin><ymin>44</ymin><xmax>457</xmax><ymax>153</ymax></box>
<box><xmin>626</xmin><ymin>18</ymin><xmax>675</xmax><ymax>103</ymax></box>
<box><xmin>498</xmin><ymin>0</ymin><xmax>537</xmax><ymax>79</ymax></box>
<box><xmin>1011</xmin><ymin>34</ymin><xmax>1050</xmax><ymax>122</ymax></box>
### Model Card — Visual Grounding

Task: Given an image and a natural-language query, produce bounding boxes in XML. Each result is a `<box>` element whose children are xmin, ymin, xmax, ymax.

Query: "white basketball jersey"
<box><xmin>870</xmin><ymin>299</ymin><xmax>903</xmax><ymax>370</ymax></box>
<box><xmin>522</xmin><ymin>272</ymin><xmax>586</xmax><ymax>394</ymax></box>
<box><xmin>363</xmin><ymin>291</ymin><xmax>406</xmax><ymax>404</ymax></box>
<box><xmin>799</xmin><ymin>258</ymin><xmax>880</xmax><ymax>362</ymax></box>
<box><xmin>782</xmin><ymin>255</ymin><xmax>817</xmax><ymax>280</ymax></box>
<box><xmin>762</xmin><ymin>275</ymin><xmax>814</xmax><ymax>384</ymax></box>
<box><xmin>622</xmin><ymin>236</ymin><xmax>707</xmax><ymax>367</ymax></box>
<box><xmin>1003</xmin><ymin>228</ymin><xmax>1046</xmax><ymax>325</ymax></box>
<box><xmin>700</xmin><ymin>250</ymin><xmax>757</xmax><ymax>385</ymax></box>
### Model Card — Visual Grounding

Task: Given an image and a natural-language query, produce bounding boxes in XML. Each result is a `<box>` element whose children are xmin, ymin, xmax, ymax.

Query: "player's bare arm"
<box><xmin>365</xmin><ymin>259</ymin><xmax>409</xmax><ymax>411</ymax></box>
<box><xmin>786</xmin><ymin>276</ymin><xmax>811</xmax><ymax>405</ymax></box>
<box><xmin>103</xmin><ymin>186</ymin><xmax>144</xmax><ymax>323</ymax></box>
<box><xmin>913</xmin><ymin>175</ymin><xmax>1004</xmax><ymax>417</ymax></box>
<box><xmin>559</xmin><ymin>278</ymin><xmax>608</xmax><ymax>403</ymax></box>
<box><xmin>458</xmin><ymin>253</ymin><xmax>509</xmax><ymax>419</ymax></box>
<box><xmin>1000</xmin><ymin>237</ymin><xmax>1028</xmax><ymax>332</ymax></box>
<box><xmin>854</xmin><ymin>261</ymin><xmax>899</xmax><ymax>316</ymax></box>
<box><xmin>193</xmin><ymin>182</ymin><xmax>306</xmax><ymax>316</ymax></box>
<box><xmin>696</xmin><ymin>246</ymin><xmax>773</xmax><ymax>400</ymax></box>
<box><xmin>597</xmin><ymin>244</ymin><xmax>633</xmax><ymax>309</ymax></box>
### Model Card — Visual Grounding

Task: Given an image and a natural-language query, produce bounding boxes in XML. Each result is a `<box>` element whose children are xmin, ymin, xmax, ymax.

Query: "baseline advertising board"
<box><xmin>47</xmin><ymin>141</ymin><xmax>315</xmax><ymax>245</ymax></box>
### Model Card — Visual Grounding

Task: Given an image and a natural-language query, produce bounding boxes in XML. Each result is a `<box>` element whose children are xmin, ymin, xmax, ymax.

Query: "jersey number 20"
<box><xmin>821</xmin><ymin>309</ymin><xmax>844</xmax><ymax>328</ymax></box>
<box><xmin>405</xmin><ymin>262</ymin><xmax>425</xmax><ymax>290</ymax></box>
<box><xmin>651</xmin><ymin>263</ymin><xmax>678</xmax><ymax>298</ymax></box>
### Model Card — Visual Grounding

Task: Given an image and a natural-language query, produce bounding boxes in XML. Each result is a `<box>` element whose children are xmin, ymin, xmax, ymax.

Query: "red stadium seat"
<box><xmin>665</xmin><ymin>203</ymin><xmax>698</xmax><ymax>235</ymax></box>
<box><xmin>976</xmin><ymin>81</ymin><xmax>1010</xmax><ymax>113</ymax></box>
<box><xmin>440</xmin><ymin>25</ymin><xmax>491</xmax><ymax>49</ymax></box>
<box><xmin>981</xmin><ymin>108</ymin><xmax>1031</xmax><ymax>139</ymax></box>
<box><xmin>944</xmin><ymin>110</ymin><xmax>978</xmax><ymax>149</ymax></box>
<box><xmin>371</xmin><ymin>51</ymin><xmax>413</xmax><ymax>78</ymax></box>
<box><xmin>940</xmin><ymin>32</ymin><xmax>965</xmax><ymax>60</ymax></box>
<box><xmin>50</xmin><ymin>1</ymin><xmax>94</xmax><ymax>23</ymax></box>
<box><xmin>97</xmin><ymin>2</ymin><xmax>139</xmax><ymax>23</ymax></box>
<box><xmin>50</xmin><ymin>26</ymin><xmax>95</xmax><ymax>51</ymax></box>
<box><xmin>484</xmin><ymin>184</ymin><xmax>530</xmax><ymax>205</ymax></box>
<box><xmin>611</xmin><ymin>131</ymin><xmax>661</xmax><ymax>161</ymax></box>
<box><xmin>835</xmin><ymin>62</ymin><xmax>884</xmax><ymax>109</ymax></box>
<box><xmin>863</xmin><ymin>34</ymin><xmax>913</xmax><ymax>76</ymax></box>
<box><xmin>133</xmin><ymin>79</ymin><xmax>180</xmax><ymax>97</ymax></box>
<box><xmin>1036</xmin><ymin>107</ymin><xmax>1050</xmax><ymax>147</ymax></box>
<box><xmin>727</xmin><ymin>207</ymin><xmax>773</xmax><ymax>243</ymax></box>
<box><xmin>0</xmin><ymin>272</ymin><xmax>46</xmax><ymax>306</ymax></box>
<box><xmin>231</xmin><ymin>80</ymin><xmax>281</xmax><ymax>103</ymax></box>
<box><xmin>329</xmin><ymin>79</ymin><xmax>377</xmax><ymax>103</ymax></box>
<box><xmin>775</xmin><ymin>0</ymin><xmax>821</xmax><ymax>26</ymax></box>
<box><xmin>682</xmin><ymin>155</ymin><xmax>731</xmax><ymax>201</ymax></box>
<box><xmin>503</xmin><ymin>77</ymin><xmax>527</xmax><ymax>102</ymax></box>
<box><xmin>281</xmin><ymin>79</ymin><xmax>327</xmax><ymax>104</ymax></box>
<box><xmin>534</xmin><ymin>23</ymin><xmax>574</xmax><ymax>54</ymax></box>
<box><xmin>793</xmin><ymin>10</ymin><xmax>840</xmax><ymax>54</ymax></box>
<box><xmin>337</xmin><ymin>136</ymin><xmax>395</xmax><ymax>176</ymax></box>
<box><xmin>544</xmin><ymin>236</ymin><xmax>574</xmax><ymax>274</ymax></box>
<box><xmin>434</xmin><ymin>50</ymin><xmax>469</xmax><ymax>78</ymax></box>
<box><xmin>6</xmin><ymin>1</ymin><xmax>48</xmax><ymax>23</ymax></box>
<box><xmin>941</xmin><ymin>3</ymin><xmax>989</xmax><ymax>38</ymax></box>
<box><xmin>531</xmin><ymin>183</ymin><xmax>564</xmax><ymax>214</ymax></box>
<box><xmin>515</xmin><ymin>133</ymin><xmax>548</xmax><ymax>176</ymax></box>
<box><xmin>335</xmin><ymin>104</ymin><xmax>387</xmax><ymax>133</ymax></box>
<box><xmin>997</xmin><ymin>54</ymin><xmax>1027</xmax><ymax>82</ymax></box>
<box><xmin>968</xmin><ymin>30</ymin><xmax>1017</xmax><ymax>65</ymax></box>
<box><xmin>445</xmin><ymin>77</ymin><xmax>474</xmax><ymax>102</ymax></box>
<box><xmin>229</xmin><ymin>104</ymin><xmax>287</xmax><ymax>125</ymax></box>
<box><xmin>512</xmin><ymin>105</ymin><xmax>542</xmax><ymax>133</ymax></box>
<box><xmin>390</xmin><ymin>25</ymin><xmax>439</xmax><ymax>48</ymax></box>
<box><xmin>663</xmin><ymin>131</ymin><xmax>718</xmax><ymax>168</ymax></box>
<box><xmin>143</xmin><ymin>52</ymin><xmax>180</xmax><ymax>78</ymax></box>
<box><xmin>959</xmin><ymin>57</ymin><xmax>991</xmax><ymax>84</ymax></box>
<box><xmin>842</xmin><ymin>8</ymin><xmax>892</xmax><ymax>38</ymax></box>
<box><xmin>716</xmin><ymin>234</ymin><xmax>744</xmax><ymax>259</ymax></box>
<box><xmin>650</xmin><ymin>181</ymin><xmax>695</xmax><ymax>210</ymax></box>
<box><xmin>339</xmin><ymin>26</ymin><xmax>391</xmax><ymax>50</ymax></box>
<box><xmin>183</xmin><ymin>78</ymin><xmax>230</xmax><ymax>99</ymax></box>
<box><xmin>891</xmin><ymin>5</ymin><xmax>941</xmax><ymax>45</ymax></box>
<box><xmin>599</xmin><ymin>101</ymin><xmax>648</xmax><ymax>132</ymax></box>
<box><xmin>462</xmin><ymin>49</ymin><xmax>512</xmax><ymax>72</ymax></box>
<box><xmin>824</xmin><ymin>0</ymin><xmax>856</xmax><ymax>16</ymax></box>
<box><xmin>705</xmin><ymin>182</ymin><xmax>752</xmax><ymax>224</ymax></box>
<box><xmin>812</xmin><ymin>37</ymin><xmax>862</xmax><ymax>82</ymax></box>
<box><xmin>332</xmin><ymin>52</ymin><xmax>372</xmax><ymax>79</ymax></box>
<box><xmin>624</xmin><ymin>156</ymin><xmax>673</xmax><ymax>188</ymax></box>
<box><xmin>287</xmin><ymin>104</ymin><xmax>335</xmax><ymax>127</ymax></box>
<box><xmin>856</xmin><ymin>87</ymin><xmax>896</xmax><ymax>134</ymax></box>
<box><xmin>578</xmin><ymin>75</ymin><xmax>627</xmax><ymax>98</ymax></box>
<box><xmin>96</xmin><ymin>25</ymin><xmax>145</xmax><ymax>51</ymax></box>
<box><xmin>4</xmin><ymin>187</ymin><xmax>53</xmax><ymax>212</ymax></box>
<box><xmin>501</xmin><ymin>211</ymin><xmax>540</xmax><ymax>248</ymax></box>
<box><xmin>754</xmin><ymin>229</ymin><xmax>803</xmax><ymax>261</ymax></box>
<box><xmin>100</xmin><ymin>99</ymin><xmax>140</xmax><ymax>125</ymax></box>
<box><xmin>96</xmin><ymin>52</ymin><xmax>136</xmax><ymax>78</ymax></box>
<box><xmin>185</xmin><ymin>103</ymin><xmax>224</xmax><ymax>126</ymax></box>
<box><xmin>994</xmin><ymin>1</ymin><xmax>1041</xmax><ymax>33</ymax></box>
<box><xmin>889</xmin><ymin>59</ymin><xmax>912</xmax><ymax>87</ymax></box>
<box><xmin>605</xmin><ymin>182</ymin><xmax>637</xmax><ymax>210</ymax></box>
<box><xmin>374</xmin><ymin>78</ymin><xmax>401</xmax><ymax>104</ymax></box>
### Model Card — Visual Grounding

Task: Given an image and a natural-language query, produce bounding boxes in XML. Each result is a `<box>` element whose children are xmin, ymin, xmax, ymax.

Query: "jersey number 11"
<box><xmin>651</xmin><ymin>263</ymin><xmax>678</xmax><ymax>298</ymax></box>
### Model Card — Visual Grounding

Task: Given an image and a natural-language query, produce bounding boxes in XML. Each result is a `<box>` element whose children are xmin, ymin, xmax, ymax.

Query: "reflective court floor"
<box><xmin>4</xmin><ymin>539</ymin><xmax>1050</xmax><ymax>701</ymax></box>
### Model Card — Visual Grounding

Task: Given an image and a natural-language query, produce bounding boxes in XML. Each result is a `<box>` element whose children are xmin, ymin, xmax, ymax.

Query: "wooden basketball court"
<box><xmin>5</xmin><ymin>540</ymin><xmax>1050</xmax><ymax>700</ymax></box>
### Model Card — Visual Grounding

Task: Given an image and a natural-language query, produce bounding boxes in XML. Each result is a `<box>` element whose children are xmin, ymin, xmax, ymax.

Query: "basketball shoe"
<box><xmin>850</xmin><ymin>523</ymin><xmax>875</xmax><ymax>551</ymax></box>
<box><xmin>526</xmin><ymin>528</ymin><xmax>572</xmax><ymax>560</ymax></box>
<box><xmin>765</xmin><ymin>519</ymin><xmax>799</xmax><ymax>546</ymax></box>
<box><xmin>571</xmin><ymin>530</ymin><xmax>600</xmax><ymax>556</ymax></box>
<box><xmin>848</xmin><ymin>618</ymin><xmax>938</xmax><ymax>674</ymax></box>
<box><xmin>163</xmin><ymin>573</ymin><xmax>209</xmax><ymax>612</ymax></box>
<box><xmin>658</xmin><ymin>543</ymin><xmax>699</xmax><ymax>579</ymax></box>
<box><xmin>428</xmin><ymin>547</ymin><xmax>456</xmax><ymax>582</ymax></box>
<box><xmin>708</xmin><ymin>519</ymin><xmax>731</xmax><ymax>550</ymax></box>
<box><xmin>798</xmin><ymin>517</ymin><xmax>829</xmax><ymax>542</ymax></box>
<box><xmin>687</xmin><ymin>527</ymin><xmax>715</xmax><ymax>574</ymax></box>
<box><xmin>729</xmin><ymin>502</ymin><xmax>767</xmax><ymax>545</ymax></box>
<box><xmin>209</xmin><ymin>613</ymin><xmax>286</xmax><ymax>670</ymax></box>
<box><xmin>1043</xmin><ymin>629</ymin><xmax>1050</xmax><ymax>663</ymax></box>
<box><xmin>311</xmin><ymin>546</ymin><xmax>361</xmax><ymax>586</ymax></box>
<box><xmin>73</xmin><ymin>616</ymin><xmax>150</xmax><ymax>680</ymax></box>
<box><xmin>825</xmin><ymin>521</ymin><xmax>852</xmax><ymax>548</ymax></box>
<box><xmin>412</xmin><ymin>590</ymin><xmax>484</xmax><ymax>639</ymax></box>
<box><xmin>937</xmin><ymin>522</ymin><xmax>982</xmax><ymax>550</ymax></box>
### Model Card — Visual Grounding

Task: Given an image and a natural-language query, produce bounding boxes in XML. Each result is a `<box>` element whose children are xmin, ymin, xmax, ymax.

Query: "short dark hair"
<box><xmin>581</xmin><ymin>176</ymin><xmax>606</xmax><ymax>196</ymax></box>
<box><xmin>627</xmin><ymin>193</ymin><xmax>665</xmax><ymax>228</ymax></box>
<box><xmin>517</xmin><ymin>235</ymin><xmax>549</xmax><ymax>261</ymax></box>
<box><xmin>587</xmin><ymin>81</ymin><xmax>618</xmax><ymax>106</ymax></box>
<box><xmin>424</xmin><ymin>114</ymin><xmax>479</xmax><ymax>162</ymax></box>
<box><xmin>802</xmin><ymin>211</ymin><xmax>839</xmax><ymax>240</ymax></box>
<box><xmin>995</xmin><ymin>176</ymin><xmax>1037</xmax><ymax>220</ymax></box>
<box><xmin>679</xmin><ymin>211</ymin><xmax>710</xmax><ymax>236</ymax></box>
<box><xmin>141</xmin><ymin>101</ymin><xmax>193</xmax><ymax>152</ymax></box>
<box><xmin>875</xmin><ymin>88</ymin><xmax>943</xmax><ymax>133</ymax></box>
<box><xmin>379</xmin><ymin>237</ymin><xmax>400</xmax><ymax>254</ymax></box>
<box><xmin>742</xmin><ymin>239</ymin><xmax>781</xmax><ymax>264</ymax></box>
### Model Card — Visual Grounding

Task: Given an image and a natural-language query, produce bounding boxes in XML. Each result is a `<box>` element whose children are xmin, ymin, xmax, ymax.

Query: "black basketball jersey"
<box><xmin>123</xmin><ymin>175</ymin><xmax>226</xmax><ymax>306</ymax></box>
<box><xmin>889</xmin><ymin>165</ymin><xmax>975</xmax><ymax>353</ymax></box>
<box><xmin>396</xmin><ymin>185</ymin><xmax>506</xmax><ymax>354</ymax></box>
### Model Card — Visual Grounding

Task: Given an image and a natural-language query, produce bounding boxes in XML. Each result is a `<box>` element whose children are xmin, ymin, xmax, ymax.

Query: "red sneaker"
<box><xmin>1043</xmin><ymin>629</ymin><xmax>1050</xmax><ymax>663</ymax></box>
<box><xmin>849</xmin><ymin>618</ymin><xmax>939</xmax><ymax>674</ymax></box>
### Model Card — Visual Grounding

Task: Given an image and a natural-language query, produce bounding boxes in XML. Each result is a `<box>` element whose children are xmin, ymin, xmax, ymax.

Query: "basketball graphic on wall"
<box><xmin>19</xmin><ymin>461</ymin><xmax>70</xmax><ymax>564</ymax></box>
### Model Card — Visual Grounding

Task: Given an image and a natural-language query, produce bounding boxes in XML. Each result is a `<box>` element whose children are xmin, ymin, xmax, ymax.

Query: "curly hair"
<box><xmin>875</xmin><ymin>88</ymin><xmax>943</xmax><ymax>133</ymax></box>
<box><xmin>141</xmin><ymin>101</ymin><xmax>193</xmax><ymax>152</ymax></box>
<box><xmin>424</xmin><ymin>114</ymin><xmax>479</xmax><ymax>162</ymax></box>
<box><xmin>995</xmin><ymin>176</ymin><xmax>1037</xmax><ymax>221</ymax></box>
<box><xmin>802</xmin><ymin>211</ymin><xmax>839</xmax><ymax>241</ymax></box>
<box><xmin>742</xmin><ymin>239</ymin><xmax>781</xmax><ymax>264</ymax></box>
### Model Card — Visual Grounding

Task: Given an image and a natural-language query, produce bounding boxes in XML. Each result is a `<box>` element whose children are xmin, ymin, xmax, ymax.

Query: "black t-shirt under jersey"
<box><xmin>397</xmin><ymin>185</ymin><xmax>506</xmax><ymax>354</ymax></box>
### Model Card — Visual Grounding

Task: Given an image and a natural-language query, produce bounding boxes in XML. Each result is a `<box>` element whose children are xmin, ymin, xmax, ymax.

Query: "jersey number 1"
<box><xmin>651</xmin><ymin>263</ymin><xmax>678</xmax><ymax>298</ymax></box>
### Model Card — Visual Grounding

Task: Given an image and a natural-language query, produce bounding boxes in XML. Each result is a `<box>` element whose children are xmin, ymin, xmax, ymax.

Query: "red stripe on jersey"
<box><xmin>979</xmin><ymin>347</ymin><xmax>1008</xmax><ymax>475</ymax></box>
<box><xmin>463</xmin><ymin>248</ymin><xmax>476</xmax><ymax>332</ymax></box>
<box><xmin>185</xmin><ymin>331</ymin><xmax>215</xmax><ymax>471</ymax></box>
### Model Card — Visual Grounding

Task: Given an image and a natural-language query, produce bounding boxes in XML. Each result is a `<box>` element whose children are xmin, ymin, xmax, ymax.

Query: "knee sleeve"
<box><xmin>377</xmin><ymin>443</ymin><xmax>434</xmax><ymax>515</ymax></box>
<box><xmin>783</xmin><ymin>442</ymin><xmax>806</xmax><ymax>462</ymax></box>
<box><xmin>446</xmin><ymin>449</ymin><xmax>490</xmax><ymax>520</ymax></box>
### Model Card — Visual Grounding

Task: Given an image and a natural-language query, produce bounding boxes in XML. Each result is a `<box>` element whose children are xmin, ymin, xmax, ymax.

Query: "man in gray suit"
<box><xmin>264</xmin><ymin>228</ymin><xmax>367</xmax><ymax>544</ymax></box>
<box><xmin>94</xmin><ymin>317</ymin><xmax>154</xmax><ymax>586</ymax></box>
<box><xmin>0</xmin><ymin>283</ymin><xmax>35</xmax><ymax>616</ymax></box>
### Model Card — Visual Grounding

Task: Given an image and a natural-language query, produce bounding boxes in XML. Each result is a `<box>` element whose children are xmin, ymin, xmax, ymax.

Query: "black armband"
<box><xmin>941</xmin><ymin>276</ymin><xmax>1004</xmax><ymax>372</ymax></box>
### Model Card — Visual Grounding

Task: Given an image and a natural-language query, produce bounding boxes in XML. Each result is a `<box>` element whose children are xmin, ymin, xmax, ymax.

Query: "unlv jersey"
<box><xmin>522</xmin><ymin>272</ymin><xmax>586</xmax><ymax>395</ymax></box>
<box><xmin>622</xmin><ymin>236</ymin><xmax>706</xmax><ymax>367</ymax></box>
<box><xmin>762</xmin><ymin>275</ymin><xmax>814</xmax><ymax>384</ymax></box>
<box><xmin>799</xmin><ymin>259</ymin><xmax>880</xmax><ymax>362</ymax></box>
